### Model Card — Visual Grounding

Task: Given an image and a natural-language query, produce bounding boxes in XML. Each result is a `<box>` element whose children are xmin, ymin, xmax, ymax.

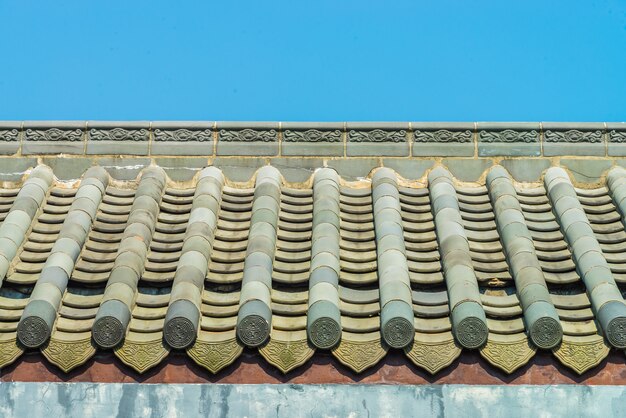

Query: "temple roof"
<box><xmin>1</xmin><ymin>121</ymin><xmax>626</xmax><ymax>378</ymax></box>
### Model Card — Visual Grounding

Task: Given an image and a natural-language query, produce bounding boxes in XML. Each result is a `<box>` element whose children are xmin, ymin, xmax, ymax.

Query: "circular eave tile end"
<box><xmin>237</xmin><ymin>315</ymin><xmax>270</xmax><ymax>348</ymax></box>
<box><xmin>606</xmin><ymin>317</ymin><xmax>626</xmax><ymax>349</ymax></box>
<box><xmin>382</xmin><ymin>317</ymin><xmax>414</xmax><ymax>349</ymax></box>
<box><xmin>164</xmin><ymin>317</ymin><xmax>197</xmax><ymax>350</ymax></box>
<box><xmin>530</xmin><ymin>317</ymin><xmax>563</xmax><ymax>350</ymax></box>
<box><xmin>309</xmin><ymin>317</ymin><xmax>341</xmax><ymax>350</ymax></box>
<box><xmin>92</xmin><ymin>316</ymin><xmax>126</xmax><ymax>349</ymax></box>
<box><xmin>17</xmin><ymin>316</ymin><xmax>50</xmax><ymax>349</ymax></box>
<box><xmin>455</xmin><ymin>317</ymin><xmax>489</xmax><ymax>349</ymax></box>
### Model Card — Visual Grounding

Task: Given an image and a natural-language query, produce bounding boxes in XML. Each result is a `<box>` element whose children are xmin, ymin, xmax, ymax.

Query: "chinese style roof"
<box><xmin>1</xmin><ymin>121</ymin><xmax>626</xmax><ymax>380</ymax></box>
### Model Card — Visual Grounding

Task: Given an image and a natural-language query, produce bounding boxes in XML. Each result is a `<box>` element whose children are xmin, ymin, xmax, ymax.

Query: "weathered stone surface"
<box><xmin>441</xmin><ymin>158</ymin><xmax>493</xmax><ymax>181</ymax></box>
<box><xmin>5</xmin><ymin>382</ymin><xmax>626</xmax><ymax>418</ymax></box>
<box><xmin>326</xmin><ymin>158</ymin><xmax>380</xmax><ymax>180</ymax></box>
<box><xmin>94</xmin><ymin>157</ymin><xmax>151</xmax><ymax>180</ymax></box>
<box><xmin>560</xmin><ymin>158</ymin><xmax>613</xmax><ymax>183</ymax></box>
<box><xmin>42</xmin><ymin>157</ymin><xmax>94</xmax><ymax>180</ymax></box>
<box><xmin>0</xmin><ymin>158</ymin><xmax>38</xmax><ymax>181</ymax></box>
<box><xmin>382</xmin><ymin>159</ymin><xmax>434</xmax><ymax>180</ymax></box>
<box><xmin>154</xmin><ymin>157</ymin><xmax>209</xmax><ymax>181</ymax></box>
<box><xmin>500</xmin><ymin>158</ymin><xmax>552</xmax><ymax>182</ymax></box>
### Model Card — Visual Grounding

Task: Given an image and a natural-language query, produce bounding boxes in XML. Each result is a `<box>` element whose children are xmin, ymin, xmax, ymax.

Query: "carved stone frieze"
<box><xmin>349</xmin><ymin>129</ymin><xmax>406</xmax><ymax>143</ymax></box>
<box><xmin>25</xmin><ymin>128</ymin><xmax>83</xmax><ymax>142</ymax></box>
<box><xmin>0</xmin><ymin>129</ymin><xmax>19</xmax><ymax>142</ymax></box>
<box><xmin>154</xmin><ymin>128</ymin><xmax>213</xmax><ymax>142</ymax></box>
<box><xmin>404</xmin><ymin>337</ymin><xmax>461</xmax><ymax>375</ymax></box>
<box><xmin>187</xmin><ymin>337</ymin><xmax>243</xmax><ymax>374</ymax></box>
<box><xmin>283</xmin><ymin>129</ymin><xmax>342</xmax><ymax>143</ymax></box>
<box><xmin>259</xmin><ymin>337</ymin><xmax>315</xmax><ymax>374</ymax></box>
<box><xmin>42</xmin><ymin>337</ymin><xmax>96</xmax><ymax>373</ymax></box>
<box><xmin>219</xmin><ymin>129</ymin><xmax>277</xmax><ymax>142</ymax></box>
<box><xmin>479</xmin><ymin>129</ymin><xmax>538</xmax><ymax>143</ymax></box>
<box><xmin>89</xmin><ymin>128</ymin><xmax>149</xmax><ymax>142</ymax></box>
<box><xmin>413</xmin><ymin>129</ymin><xmax>473</xmax><ymax>143</ymax></box>
<box><xmin>609</xmin><ymin>130</ymin><xmax>626</xmax><ymax>143</ymax></box>
<box><xmin>544</xmin><ymin>130</ymin><xmax>603</xmax><ymax>143</ymax></box>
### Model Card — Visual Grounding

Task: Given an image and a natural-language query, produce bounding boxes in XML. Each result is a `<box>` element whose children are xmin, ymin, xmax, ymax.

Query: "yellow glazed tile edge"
<box><xmin>404</xmin><ymin>332</ymin><xmax>462</xmax><ymax>375</ymax></box>
<box><xmin>552</xmin><ymin>335</ymin><xmax>610</xmax><ymax>375</ymax></box>
<box><xmin>187</xmin><ymin>336</ymin><xmax>243</xmax><ymax>374</ymax></box>
<box><xmin>41</xmin><ymin>336</ymin><xmax>96</xmax><ymax>373</ymax></box>
<box><xmin>479</xmin><ymin>334</ymin><xmax>536</xmax><ymax>374</ymax></box>
<box><xmin>331</xmin><ymin>333</ymin><xmax>387</xmax><ymax>373</ymax></box>
<box><xmin>259</xmin><ymin>336</ymin><xmax>315</xmax><ymax>374</ymax></box>
<box><xmin>0</xmin><ymin>337</ymin><xmax>24</xmax><ymax>369</ymax></box>
<box><xmin>114</xmin><ymin>334</ymin><xmax>170</xmax><ymax>374</ymax></box>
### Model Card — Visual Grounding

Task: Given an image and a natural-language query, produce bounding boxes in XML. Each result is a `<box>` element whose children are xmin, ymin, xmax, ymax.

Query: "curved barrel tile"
<box><xmin>92</xmin><ymin>167</ymin><xmax>166</xmax><ymax>349</ymax></box>
<box><xmin>372</xmin><ymin>168</ymin><xmax>414</xmax><ymax>349</ymax></box>
<box><xmin>17</xmin><ymin>167</ymin><xmax>109</xmax><ymax>348</ymax></box>
<box><xmin>487</xmin><ymin>166</ymin><xmax>562</xmax><ymax>349</ymax></box>
<box><xmin>0</xmin><ymin>166</ymin><xmax>54</xmax><ymax>284</ymax></box>
<box><xmin>163</xmin><ymin>167</ymin><xmax>224</xmax><ymax>349</ymax></box>
<box><xmin>236</xmin><ymin>166</ymin><xmax>281</xmax><ymax>347</ymax></box>
<box><xmin>545</xmin><ymin>167</ymin><xmax>626</xmax><ymax>348</ymax></box>
<box><xmin>428</xmin><ymin>167</ymin><xmax>488</xmax><ymax>349</ymax></box>
<box><xmin>307</xmin><ymin>168</ymin><xmax>342</xmax><ymax>349</ymax></box>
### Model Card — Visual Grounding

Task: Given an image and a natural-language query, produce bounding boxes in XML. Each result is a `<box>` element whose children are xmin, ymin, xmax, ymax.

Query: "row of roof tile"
<box><xmin>1</xmin><ymin>163</ymin><xmax>626</xmax><ymax>375</ymax></box>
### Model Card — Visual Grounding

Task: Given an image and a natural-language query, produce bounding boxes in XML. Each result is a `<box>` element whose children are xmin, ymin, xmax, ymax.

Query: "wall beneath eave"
<box><xmin>0</xmin><ymin>382</ymin><xmax>623</xmax><ymax>418</ymax></box>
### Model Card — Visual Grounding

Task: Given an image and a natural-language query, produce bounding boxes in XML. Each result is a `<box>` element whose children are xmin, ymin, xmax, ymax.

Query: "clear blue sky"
<box><xmin>1</xmin><ymin>1</ymin><xmax>625</xmax><ymax>121</ymax></box>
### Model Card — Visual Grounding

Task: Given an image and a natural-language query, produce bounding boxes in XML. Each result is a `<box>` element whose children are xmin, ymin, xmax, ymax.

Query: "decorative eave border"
<box><xmin>0</xmin><ymin>121</ymin><xmax>625</xmax><ymax>158</ymax></box>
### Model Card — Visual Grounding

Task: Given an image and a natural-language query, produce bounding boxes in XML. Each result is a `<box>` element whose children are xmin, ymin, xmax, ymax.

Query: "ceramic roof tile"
<box><xmin>3</xmin><ymin>153</ymin><xmax>626</xmax><ymax>376</ymax></box>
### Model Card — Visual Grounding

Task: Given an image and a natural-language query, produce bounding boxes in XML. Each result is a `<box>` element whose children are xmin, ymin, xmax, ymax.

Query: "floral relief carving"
<box><xmin>187</xmin><ymin>338</ymin><xmax>243</xmax><ymax>374</ymax></box>
<box><xmin>114</xmin><ymin>338</ymin><xmax>170</xmax><ymax>373</ymax></box>
<box><xmin>553</xmin><ymin>337</ymin><xmax>609</xmax><ymax>375</ymax></box>
<box><xmin>154</xmin><ymin>128</ymin><xmax>213</xmax><ymax>142</ymax></box>
<box><xmin>479</xmin><ymin>336</ymin><xmax>536</xmax><ymax>374</ymax></box>
<box><xmin>413</xmin><ymin>129</ymin><xmax>473</xmax><ymax>143</ymax></box>
<box><xmin>331</xmin><ymin>337</ymin><xmax>387</xmax><ymax>373</ymax></box>
<box><xmin>405</xmin><ymin>338</ymin><xmax>461</xmax><ymax>375</ymax></box>
<box><xmin>544</xmin><ymin>129</ymin><xmax>603</xmax><ymax>143</ymax></box>
<box><xmin>89</xmin><ymin>128</ymin><xmax>149</xmax><ymax>142</ymax></box>
<box><xmin>42</xmin><ymin>337</ymin><xmax>96</xmax><ymax>373</ymax></box>
<box><xmin>0</xmin><ymin>129</ymin><xmax>19</xmax><ymax>142</ymax></box>
<box><xmin>480</xmin><ymin>129</ymin><xmax>539</xmax><ymax>143</ymax></box>
<box><xmin>283</xmin><ymin>129</ymin><xmax>342</xmax><ymax>143</ymax></box>
<box><xmin>609</xmin><ymin>130</ymin><xmax>626</xmax><ymax>143</ymax></box>
<box><xmin>25</xmin><ymin>128</ymin><xmax>83</xmax><ymax>142</ymax></box>
<box><xmin>259</xmin><ymin>337</ymin><xmax>315</xmax><ymax>374</ymax></box>
<box><xmin>0</xmin><ymin>338</ymin><xmax>24</xmax><ymax>368</ymax></box>
<box><xmin>349</xmin><ymin>129</ymin><xmax>407</xmax><ymax>143</ymax></box>
<box><xmin>219</xmin><ymin>129</ymin><xmax>277</xmax><ymax>142</ymax></box>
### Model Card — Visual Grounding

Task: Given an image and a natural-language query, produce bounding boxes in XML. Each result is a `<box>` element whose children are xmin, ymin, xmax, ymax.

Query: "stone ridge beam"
<box><xmin>0</xmin><ymin>166</ymin><xmax>54</xmax><ymax>285</ymax></box>
<box><xmin>17</xmin><ymin>166</ymin><xmax>109</xmax><ymax>348</ymax></box>
<box><xmin>372</xmin><ymin>168</ymin><xmax>414</xmax><ymax>349</ymax></box>
<box><xmin>163</xmin><ymin>167</ymin><xmax>224</xmax><ymax>349</ymax></box>
<box><xmin>545</xmin><ymin>167</ymin><xmax>626</xmax><ymax>349</ymax></box>
<box><xmin>306</xmin><ymin>168</ymin><xmax>342</xmax><ymax>349</ymax></box>
<box><xmin>486</xmin><ymin>166</ymin><xmax>562</xmax><ymax>349</ymax></box>
<box><xmin>428</xmin><ymin>167</ymin><xmax>488</xmax><ymax>349</ymax></box>
<box><xmin>236</xmin><ymin>166</ymin><xmax>281</xmax><ymax>347</ymax></box>
<box><xmin>92</xmin><ymin>167</ymin><xmax>167</xmax><ymax>349</ymax></box>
